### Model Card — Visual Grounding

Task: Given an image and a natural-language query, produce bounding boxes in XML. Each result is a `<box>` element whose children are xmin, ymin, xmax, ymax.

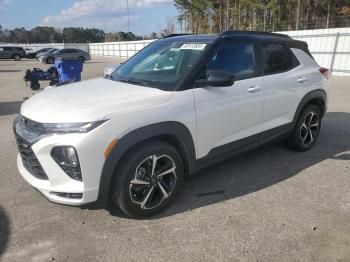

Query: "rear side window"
<box><xmin>206</xmin><ymin>42</ymin><xmax>255</xmax><ymax>80</ymax></box>
<box><xmin>4</xmin><ymin>47</ymin><xmax>13</xmax><ymax>51</ymax></box>
<box><xmin>15</xmin><ymin>47</ymin><xmax>24</xmax><ymax>51</ymax></box>
<box><xmin>261</xmin><ymin>43</ymin><xmax>292</xmax><ymax>74</ymax></box>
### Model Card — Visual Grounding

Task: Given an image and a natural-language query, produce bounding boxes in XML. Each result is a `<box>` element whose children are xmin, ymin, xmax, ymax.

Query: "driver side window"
<box><xmin>205</xmin><ymin>43</ymin><xmax>255</xmax><ymax>81</ymax></box>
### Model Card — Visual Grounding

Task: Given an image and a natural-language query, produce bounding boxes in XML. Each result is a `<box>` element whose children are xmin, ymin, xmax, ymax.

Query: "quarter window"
<box><xmin>261</xmin><ymin>43</ymin><xmax>292</xmax><ymax>74</ymax></box>
<box><xmin>206</xmin><ymin>43</ymin><xmax>255</xmax><ymax>81</ymax></box>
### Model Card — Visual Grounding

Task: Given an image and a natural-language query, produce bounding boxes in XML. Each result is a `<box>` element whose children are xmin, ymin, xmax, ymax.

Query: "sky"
<box><xmin>0</xmin><ymin>0</ymin><xmax>178</xmax><ymax>35</ymax></box>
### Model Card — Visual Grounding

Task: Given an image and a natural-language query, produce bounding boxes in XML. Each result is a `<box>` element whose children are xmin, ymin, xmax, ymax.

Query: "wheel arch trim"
<box><xmin>292</xmin><ymin>89</ymin><xmax>327</xmax><ymax>125</ymax></box>
<box><xmin>94</xmin><ymin>121</ymin><xmax>196</xmax><ymax>208</ymax></box>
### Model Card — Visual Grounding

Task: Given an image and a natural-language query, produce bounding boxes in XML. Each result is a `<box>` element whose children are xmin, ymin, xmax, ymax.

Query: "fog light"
<box><xmin>50</xmin><ymin>192</ymin><xmax>83</xmax><ymax>199</ymax></box>
<box><xmin>51</xmin><ymin>147</ymin><xmax>82</xmax><ymax>181</ymax></box>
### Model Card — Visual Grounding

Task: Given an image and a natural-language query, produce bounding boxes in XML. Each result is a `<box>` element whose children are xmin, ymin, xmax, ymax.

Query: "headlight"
<box><xmin>22</xmin><ymin>117</ymin><xmax>107</xmax><ymax>134</ymax></box>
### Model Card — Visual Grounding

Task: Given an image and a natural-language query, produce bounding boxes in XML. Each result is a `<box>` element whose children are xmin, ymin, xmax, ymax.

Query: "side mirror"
<box><xmin>194</xmin><ymin>70</ymin><xmax>235</xmax><ymax>87</ymax></box>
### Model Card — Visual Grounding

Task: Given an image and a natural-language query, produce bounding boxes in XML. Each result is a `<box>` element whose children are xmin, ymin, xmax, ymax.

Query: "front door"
<box><xmin>193</xmin><ymin>42</ymin><xmax>264</xmax><ymax>158</ymax></box>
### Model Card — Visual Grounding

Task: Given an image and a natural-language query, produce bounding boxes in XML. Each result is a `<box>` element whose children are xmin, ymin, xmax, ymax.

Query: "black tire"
<box><xmin>285</xmin><ymin>104</ymin><xmax>322</xmax><ymax>151</ymax></box>
<box><xmin>112</xmin><ymin>140</ymin><xmax>184</xmax><ymax>218</ymax></box>
<box><xmin>46</xmin><ymin>56</ymin><xmax>55</xmax><ymax>64</ymax></box>
<box><xmin>13</xmin><ymin>54</ymin><xmax>21</xmax><ymax>61</ymax></box>
<box><xmin>30</xmin><ymin>81</ymin><xmax>40</xmax><ymax>91</ymax></box>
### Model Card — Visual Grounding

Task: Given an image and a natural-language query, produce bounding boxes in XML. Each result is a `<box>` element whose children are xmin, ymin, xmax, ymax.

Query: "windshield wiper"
<box><xmin>117</xmin><ymin>78</ymin><xmax>148</xmax><ymax>86</ymax></box>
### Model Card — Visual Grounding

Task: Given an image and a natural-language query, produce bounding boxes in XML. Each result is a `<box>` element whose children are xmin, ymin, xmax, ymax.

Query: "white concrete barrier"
<box><xmin>6</xmin><ymin>27</ymin><xmax>350</xmax><ymax>75</ymax></box>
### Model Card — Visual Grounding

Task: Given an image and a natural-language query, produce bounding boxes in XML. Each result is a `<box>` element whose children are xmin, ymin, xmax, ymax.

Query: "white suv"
<box><xmin>14</xmin><ymin>31</ymin><xmax>329</xmax><ymax>218</ymax></box>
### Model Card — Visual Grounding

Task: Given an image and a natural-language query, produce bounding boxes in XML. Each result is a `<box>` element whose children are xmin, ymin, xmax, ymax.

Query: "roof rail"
<box><xmin>220</xmin><ymin>30</ymin><xmax>290</xmax><ymax>39</ymax></box>
<box><xmin>163</xmin><ymin>33</ymin><xmax>193</xmax><ymax>38</ymax></box>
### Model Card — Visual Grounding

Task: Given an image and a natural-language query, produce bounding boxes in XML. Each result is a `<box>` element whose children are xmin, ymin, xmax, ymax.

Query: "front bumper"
<box><xmin>13</xmin><ymin>116</ymin><xmax>109</xmax><ymax>206</ymax></box>
<box><xmin>17</xmin><ymin>155</ymin><xmax>98</xmax><ymax>205</ymax></box>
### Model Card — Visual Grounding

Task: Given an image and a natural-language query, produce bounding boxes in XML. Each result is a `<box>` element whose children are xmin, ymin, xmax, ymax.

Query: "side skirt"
<box><xmin>193</xmin><ymin>123</ymin><xmax>293</xmax><ymax>173</ymax></box>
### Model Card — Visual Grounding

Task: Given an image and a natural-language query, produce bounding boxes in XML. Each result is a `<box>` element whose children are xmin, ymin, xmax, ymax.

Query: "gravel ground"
<box><xmin>0</xmin><ymin>58</ymin><xmax>349</xmax><ymax>262</ymax></box>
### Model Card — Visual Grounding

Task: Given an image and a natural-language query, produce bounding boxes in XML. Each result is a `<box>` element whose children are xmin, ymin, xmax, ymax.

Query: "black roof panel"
<box><xmin>162</xmin><ymin>30</ymin><xmax>296</xmax><ymax>43</ymax></box>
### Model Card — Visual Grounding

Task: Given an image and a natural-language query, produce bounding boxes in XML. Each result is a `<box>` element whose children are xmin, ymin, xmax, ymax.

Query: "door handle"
<box><xmin>297</xmin><ymin>77</ymin><xmax>307</xmax><ymax>83</ymax></box>
<box><xmin>247</xmin><ymin>86</ymin><xmax>261</xmax><ymax>93</ymax></box>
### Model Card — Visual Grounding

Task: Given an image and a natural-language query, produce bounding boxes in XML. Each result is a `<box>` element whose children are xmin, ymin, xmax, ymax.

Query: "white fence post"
<box><xmin>330</xmin><ymin>32</ymin><xmax>340</xmax><ymax>74</ymax></box>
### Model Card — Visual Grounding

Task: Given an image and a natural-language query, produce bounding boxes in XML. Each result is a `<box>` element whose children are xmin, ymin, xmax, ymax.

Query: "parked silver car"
<box><xmin>35</xmin><ymin>48</ymin><xmax>59</xmax><ymax>58</ymax></box>
<box><xmin>37</xmin><ymin>48</ymin><xmax>91</xmax><ymax>64</ymax></box>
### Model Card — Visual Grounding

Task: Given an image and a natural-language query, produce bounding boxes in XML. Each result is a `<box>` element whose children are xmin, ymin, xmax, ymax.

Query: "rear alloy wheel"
<box><xmin>113</xmin><ymin>141</ymin><xmax>184</xmax><ymax>218</ymax></box>
<box><xmin>285</xmin><ymin>105</ymin><xmax>321</xmax><ymax>151</ymax></box>
<box><xmin>46</xmin><ymin>57</ymin><xmax>55</xmax><ymax>64</ymax></box>
<box><xmin>13</xmin><ymin>54</ymin><xmax>21</xmax><ymax>61</ymax></box>
<box><xmin>299</xmin><ymin>111</ymin><xmax>320</xmax><ymax>147</ymax></box>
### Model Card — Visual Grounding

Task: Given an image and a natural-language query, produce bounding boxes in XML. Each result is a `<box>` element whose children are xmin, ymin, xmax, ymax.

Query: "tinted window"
<box><xmin>15</xmin><ymin>47</ymin><xmax>24</xmax><ymax>51</ymax></box>
<box><xmin>262</xmin><ymin>43</ymin><xmax>292</xmax><ymax>74</ymax></box>
<box><xmin>4</xmin><ymin>47</ymin><xmax>13</xmax><ymax>51</ymax></box>
<box><xmin>206</xmin><ymin>43</ymin><xmax>255</xmax><ymax>80</ymax></box>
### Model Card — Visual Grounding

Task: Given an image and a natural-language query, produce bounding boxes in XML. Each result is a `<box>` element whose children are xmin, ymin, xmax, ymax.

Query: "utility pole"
<box><xmin>295</xmin><ymin>0</ymin><xmax>300</xmax><ymax>30</ymax></box>
<box><xmin>126</xmin><ymin>0</ymin><xmax>130</xmax><ymax>31</ymax></box>
<box><xmin>326</xmin><ymin>0</ymin><xmax>330</xmax><ymax>29</ymax></box>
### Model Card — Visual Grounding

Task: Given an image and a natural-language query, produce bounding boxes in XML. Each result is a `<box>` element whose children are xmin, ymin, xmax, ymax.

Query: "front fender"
<box><xmin>92</xmin><ymin>121</ymin><xmax>196</xmax><ymax>208</ymax></box>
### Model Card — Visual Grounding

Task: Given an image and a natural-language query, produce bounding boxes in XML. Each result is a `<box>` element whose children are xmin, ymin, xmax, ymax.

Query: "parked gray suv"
<box><xmin>37</xmin><ymin>48</ymin><xmax>91</xmax><ymax>64</ymax></box>
<box><xmin>0</xmin><ymin>46</ymin><xmax>26</xmax><ymax>61</ymax></box>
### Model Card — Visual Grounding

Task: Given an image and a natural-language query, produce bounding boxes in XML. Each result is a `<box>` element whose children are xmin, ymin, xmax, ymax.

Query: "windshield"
<box><xmin>110</xmin><ymin>40</ymin><xmax>209</xmax><ymax>91</ymax></box>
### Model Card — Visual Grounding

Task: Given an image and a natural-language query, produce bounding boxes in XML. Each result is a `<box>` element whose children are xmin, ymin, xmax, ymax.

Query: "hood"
<box><xmin>21</xmin><ymin>78</ymin><xmax>172</xmax><ymax>123</ymax></box>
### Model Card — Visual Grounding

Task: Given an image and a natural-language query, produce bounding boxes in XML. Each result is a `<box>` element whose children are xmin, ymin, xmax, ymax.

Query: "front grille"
<box><xmin>15</xmin><ymin>135</ymin><xmax>48</xmax><ymax>180</ymax></box>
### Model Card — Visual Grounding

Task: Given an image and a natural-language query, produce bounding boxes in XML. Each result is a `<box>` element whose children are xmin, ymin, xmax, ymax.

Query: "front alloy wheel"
<box><xmin>130</xmin><ymin>155</ymin><xmax>177</xmax><ymax>209</ymax></box>
<box><xmin>113</xmin><ymin>140</ymin><xmax>184</xmax><ymax>218</ymax></box>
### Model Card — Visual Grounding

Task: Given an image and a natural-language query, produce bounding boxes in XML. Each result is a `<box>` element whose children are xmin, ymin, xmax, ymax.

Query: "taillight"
<box><xmin>319</xmin><ymin>68</ymin><xmax>330</xmax><ymax>79</ymax></box>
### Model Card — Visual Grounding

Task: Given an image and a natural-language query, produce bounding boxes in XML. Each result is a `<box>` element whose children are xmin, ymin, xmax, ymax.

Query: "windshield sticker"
<box><xmin>180</xmin><ymin>43</ymin><xmax>207</xmax><ymax>50</ymax></box>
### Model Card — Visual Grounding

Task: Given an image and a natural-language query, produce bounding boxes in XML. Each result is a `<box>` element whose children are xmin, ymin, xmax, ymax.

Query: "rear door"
<box><xmin>258</xmin><ymin>42</ymin><xmax>303</xmax><ymax>140</ymax></box>
<box><xmin>193</xmin><ymin>42</ymin><xmax>265</xmax><ymax>158</ymax></box>
<box><xmin>58</xmin><ymin>49</ymin><xmax>70</xmax><ymax>59</ymax></box>
<box><xmin>69</xmin><ymin>49</ymin><xmax>79</xmax><ymax>59</ymax></box>
<box><xmin>1</xmin><ymin>47</ymin><xmax>14</xmax><ymax>58</ymax></box>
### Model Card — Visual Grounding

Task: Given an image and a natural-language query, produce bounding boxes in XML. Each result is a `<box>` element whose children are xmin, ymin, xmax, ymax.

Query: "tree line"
<box><xmin>0</xmin><ymin>25</ymin><xmax>156</xmax><ymax>43</ymax></box>
<box><xmin>175</xmin><ymin>0</ymin><xmax>350</xmax><ymax>33</ymax></box>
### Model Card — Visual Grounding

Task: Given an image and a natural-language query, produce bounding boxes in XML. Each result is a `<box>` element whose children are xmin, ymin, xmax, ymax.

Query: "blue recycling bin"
<box><xmin>55</xmin><ymin>59</ymin><xmax>83</xmax><ymax>82</ymax></box>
